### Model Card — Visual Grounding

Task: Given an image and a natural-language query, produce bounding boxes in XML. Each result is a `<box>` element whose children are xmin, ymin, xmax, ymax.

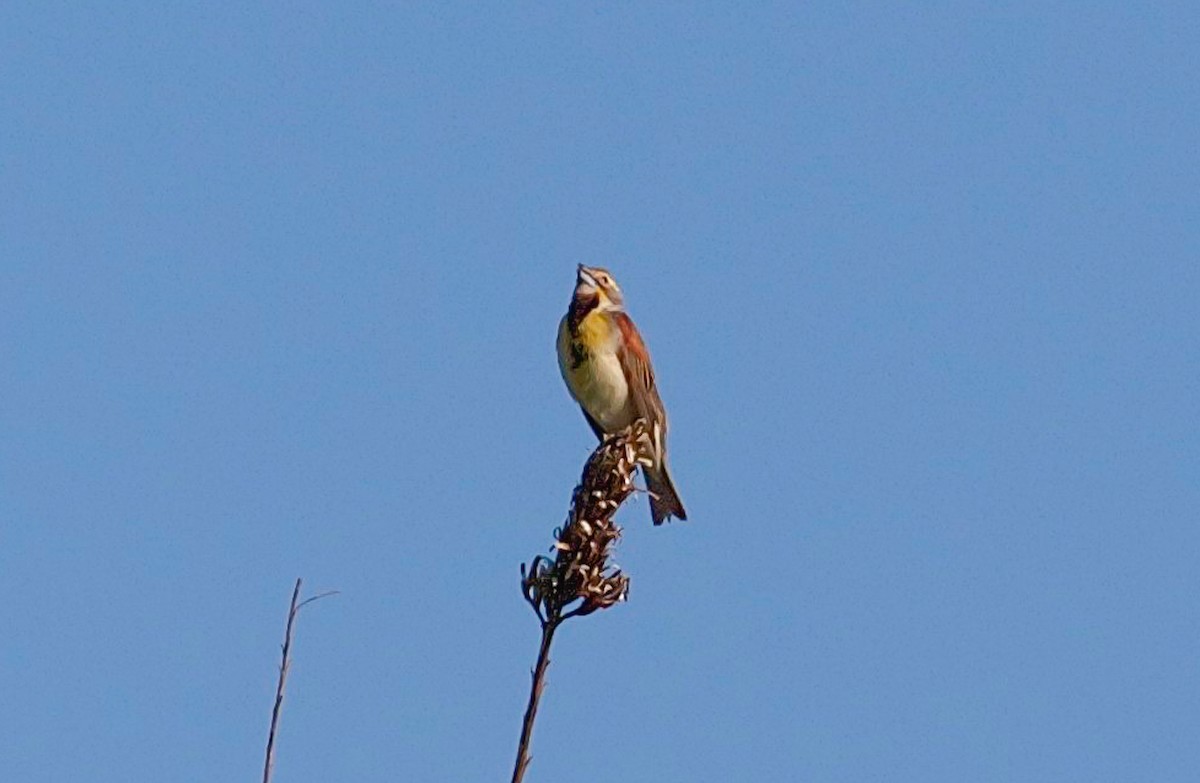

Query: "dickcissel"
<box><xmin>557</xmin><ymin>264</ymin><xmax>687</xmax><ymax>525</ymax></box>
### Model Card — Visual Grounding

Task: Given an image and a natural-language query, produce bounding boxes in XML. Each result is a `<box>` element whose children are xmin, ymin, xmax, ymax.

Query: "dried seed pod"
<box><xmin>520</xmin><ymin>420</ymin><xmax>649</xmax><ymax>623</ymax></box>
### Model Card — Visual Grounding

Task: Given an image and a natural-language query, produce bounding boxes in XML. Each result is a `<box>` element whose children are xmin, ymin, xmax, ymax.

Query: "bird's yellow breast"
<box><xmin>575</xmin><ymin>307</ymin><xmax>617</xmax><ymax>349</ymax></box>
<box><xmin>557</xmin><ymin>310</ymin><xmax>632</xmax><ymax>431</ymax></box>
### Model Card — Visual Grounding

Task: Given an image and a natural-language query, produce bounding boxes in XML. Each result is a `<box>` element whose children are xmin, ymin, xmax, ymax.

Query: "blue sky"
<box><xmin>2</xmin><ymin>3</ymin><xmax>1197</xmax><ymax>781</ymax></box>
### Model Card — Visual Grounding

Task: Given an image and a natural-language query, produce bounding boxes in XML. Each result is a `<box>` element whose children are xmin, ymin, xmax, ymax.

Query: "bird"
<box><xmin>557</xmin><ymin>264</ymin><xmax>687</xmax><ymax>525</ymax></box>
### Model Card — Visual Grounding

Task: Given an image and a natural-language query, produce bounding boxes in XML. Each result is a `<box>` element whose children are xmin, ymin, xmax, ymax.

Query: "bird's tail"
<box><xmin>645</xmin><ymin>461</ymin><xmax>687</xmax><ymax>525</ymax></box>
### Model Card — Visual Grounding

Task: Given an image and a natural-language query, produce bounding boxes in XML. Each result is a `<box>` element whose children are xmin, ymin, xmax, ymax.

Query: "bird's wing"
<box><xmin>614</xmin><ymin>312</ymin><xmax>667</xmax><ymax>435</ymax></box>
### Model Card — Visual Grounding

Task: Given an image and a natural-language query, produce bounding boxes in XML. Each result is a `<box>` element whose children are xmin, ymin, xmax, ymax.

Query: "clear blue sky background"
<box><xmin>2</xmin><ymin>3</ymin><xmax>1197</xmax><ymax>781</ymax></box>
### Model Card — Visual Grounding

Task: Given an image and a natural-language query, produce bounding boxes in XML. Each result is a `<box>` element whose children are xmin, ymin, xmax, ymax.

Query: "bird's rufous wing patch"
<box><xmin>614</xmin><ymin>312</ymin><xmax>666</xmax><ymax>428</ymax></box>
<box><xmin>614</xmin><ymin>312</ymin><xmax>654</xmax><ymax>391</ymax></box>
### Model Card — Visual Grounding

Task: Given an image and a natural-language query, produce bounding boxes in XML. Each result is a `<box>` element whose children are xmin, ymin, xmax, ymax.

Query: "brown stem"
<box><xmin>259</xmin><ymin>580</ymin><xmax>339</xmax><ymax>783</ymax></box>
<box><xmin>512</xmin><ymin>424</ymin><xmax>645</xmax><ymax>780</ymax></box>
<box><xmin>263</xmin><ymin>578</ymin><xmax>302</xmax><ymax>783</ymax></box>
<box><xmin>511</xmin><ymin>617</ymin><xmax>560</xmax><ymax>783</ymax></box>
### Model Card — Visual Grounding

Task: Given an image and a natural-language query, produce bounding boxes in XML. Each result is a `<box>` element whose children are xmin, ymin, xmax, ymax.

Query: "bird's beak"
<box><xmin>576</xmin><ymin>264</ymin><xmax>598</xmax><ymax>288</ymax></box>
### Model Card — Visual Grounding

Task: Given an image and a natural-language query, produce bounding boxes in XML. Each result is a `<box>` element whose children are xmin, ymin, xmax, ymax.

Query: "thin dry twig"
<box><xmin>262</xmin><ymin>578</ymin><xmax>339</xmax><ymax>783</ymax></box>
<box><xmin>511</xmin><ymin>421</ymin><xmax>652</xmax><ymax>783</ymax></box>
<box><xmin>510</xmin><ymin>619</ymin><xmax>558</xmax><ymax>783</ymax></box>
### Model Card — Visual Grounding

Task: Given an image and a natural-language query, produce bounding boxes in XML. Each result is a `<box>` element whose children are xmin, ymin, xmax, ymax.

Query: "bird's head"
<box><xmin>574</xmin><ymin>264</ymin><xmax>624</xmax><ymax>311</ymax></box>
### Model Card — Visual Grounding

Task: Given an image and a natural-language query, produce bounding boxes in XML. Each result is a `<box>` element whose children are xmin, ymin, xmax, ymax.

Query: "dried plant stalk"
<box><xmin>262</xmin><ymin>579</ymin><xmax>338</xmax><ymax>783</ymax></box>
<box><xmin>511</xmin><ymin>421</ymin><xmax>653</xmax><ymax>783</ymax></box>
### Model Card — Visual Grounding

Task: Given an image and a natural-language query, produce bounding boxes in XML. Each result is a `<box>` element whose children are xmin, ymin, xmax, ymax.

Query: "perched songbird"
<box><xmin>557</xmin><ymin>264</ymin><xmax>687</xmax><ymax>525</ymax></box>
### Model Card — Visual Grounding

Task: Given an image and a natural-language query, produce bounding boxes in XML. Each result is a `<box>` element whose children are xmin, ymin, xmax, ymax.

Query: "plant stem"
<box><xmin>511</xmin><ymin>617</ymin><xmax>560</xmax><ymax>783</ymax></box>
<box><xmin>263</xmin><ymin>578</ymin><xmax>303</xmax><ymax>783</ymax></box>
